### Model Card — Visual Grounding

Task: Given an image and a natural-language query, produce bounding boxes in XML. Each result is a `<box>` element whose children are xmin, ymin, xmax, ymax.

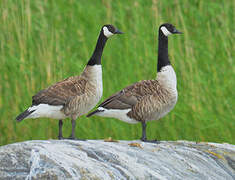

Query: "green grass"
<box><xmin>0</xmin><ymin>0</ymin><xmax>234</xmax><ymax>145</ymax></box>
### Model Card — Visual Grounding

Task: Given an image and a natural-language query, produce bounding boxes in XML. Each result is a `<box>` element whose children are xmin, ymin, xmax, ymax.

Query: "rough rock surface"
<box><xmin>0</xmin><ymin>140</ymin><xmax>234</xmax><ymax>180</ymax></box>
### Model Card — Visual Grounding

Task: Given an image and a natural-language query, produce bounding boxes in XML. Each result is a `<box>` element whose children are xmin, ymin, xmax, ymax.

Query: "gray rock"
<box><xmin>0</xmin><ymin>140</ymin><xmax>234</xmax><ymax>180</ymax></box>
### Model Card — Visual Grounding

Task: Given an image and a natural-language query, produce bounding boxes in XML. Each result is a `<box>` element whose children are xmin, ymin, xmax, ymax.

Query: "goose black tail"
<box><xmin>16</xmin><ymin>109</ymin><xmax>35</xmax><ymax>122</ymax></box>
<box><xmin>87</xmin><ymin>109</ymin><xmax>104</xmax><ymax>117</ymax></box>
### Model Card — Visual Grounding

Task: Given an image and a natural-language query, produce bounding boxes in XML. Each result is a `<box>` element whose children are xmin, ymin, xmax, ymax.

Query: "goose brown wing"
<box><xmin>32</xmin><ymin>76</ymin><xmax>87</xmax><ymax>106</ymax></box>
<box><xmin>99</xmin><ymin>80</ymin><xmax>160</xmax><ymax>110</ymax></box>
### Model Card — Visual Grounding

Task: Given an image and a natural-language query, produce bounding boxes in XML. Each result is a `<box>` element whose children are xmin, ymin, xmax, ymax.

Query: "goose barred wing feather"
<box><xmin>99</xmin><ymin>80</ymin><xmax>161</xmax><ymax>110</ymax></box>
<box><xmin>32</xmin><ymin>76</ymin><xmax>87</xmax><ymax>106</ymax></box>
<box><xmin>98</xmin><ymin>90</ymin><xmax>133</xmax><ymax>109</ymax></box>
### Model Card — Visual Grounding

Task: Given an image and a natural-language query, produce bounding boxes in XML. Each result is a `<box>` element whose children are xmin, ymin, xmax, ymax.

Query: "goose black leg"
<box><xmin>67</xmin><ymin>118</ymin><xmax>86</xmax><ymax>141</ymax></box>
<box><xmin>58</xmin><ymin>120</ymin><xmax>64</xmax><ymax>140</ymax></box>
<box><xmin>69</xmin><ymin>119</ymin><xmax>76</xmax><ymax>139</ymax></box>
<box><xmin>140</xmin><ymin>121</ymin><xmax>147</xmax><ymax>141</ymax></box>
<box><xmin>140</xmin><ymin>121</ymin><xmax>159</xmax><ymax>144</ymax></box>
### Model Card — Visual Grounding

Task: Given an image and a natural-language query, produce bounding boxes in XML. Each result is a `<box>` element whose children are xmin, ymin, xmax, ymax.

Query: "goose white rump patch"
<box><xmin>96</xmin><ymin>107</ymin><xmax>138</xmax><ymax>124</ymax></box>
<box><xmin>27</xmin><ymin>104</ymin><xmax>67</xmax><ymax>119</ymax></box>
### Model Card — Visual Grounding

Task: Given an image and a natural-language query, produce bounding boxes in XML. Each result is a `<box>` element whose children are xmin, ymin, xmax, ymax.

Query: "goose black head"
<box><xmin>102</xmin><ymin>24</ymin><xmax>123</xmax><ymax>38</ymax></box>
<box><xmin>160</xmin><ymin>23</ymin><xmax>182</xmax><ymax>37</ymax></box>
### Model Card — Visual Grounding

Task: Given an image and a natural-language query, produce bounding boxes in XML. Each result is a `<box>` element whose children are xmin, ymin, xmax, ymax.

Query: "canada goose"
<box><xmin>16</xmin><ymin>24</ymin><xmax>123</xmax><ymax>140</ymax></box>
<box><xmin>87</xmin><ymin>23</ymin><xmax>182</xmax><ymax>143</ymax></box>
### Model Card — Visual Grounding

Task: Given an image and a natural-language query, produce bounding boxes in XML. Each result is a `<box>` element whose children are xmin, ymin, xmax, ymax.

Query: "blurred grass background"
<box><xmin>0</xmin><ymin>0</ymin><xmax>234</xmax><ymax>145</ymax></box>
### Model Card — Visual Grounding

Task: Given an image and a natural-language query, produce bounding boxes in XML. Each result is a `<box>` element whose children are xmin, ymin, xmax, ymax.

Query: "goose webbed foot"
<box><xmin>140</xmin><ymin>137</ymin><xmax>160</xmax><ymax>144</ymax></box>
<box><xmin>58</xmin><ymin>135</ymin><xmax>64</xmax><ymax>140</ymax></box>
<box><xmin>65</xmin><ymin>135</ymin><xmax>86</xmax><ymax>141</ymax></box>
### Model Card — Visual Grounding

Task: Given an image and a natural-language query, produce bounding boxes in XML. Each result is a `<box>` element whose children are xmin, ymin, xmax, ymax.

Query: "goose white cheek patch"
<box><xmin>160</xmin><ymin>26</ymin><xmax>172</xmax><ymax>36</ymax></box>
<box><xmin>103</xmin><ymin>27</ymin><xmax>114</xmax><ymax>38</ymax></box>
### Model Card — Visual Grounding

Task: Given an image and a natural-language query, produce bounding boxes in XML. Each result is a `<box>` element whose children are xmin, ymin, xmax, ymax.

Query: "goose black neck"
<box><xmin>157</xmin><ymin>30</ymin><xmax>170</xmax><ymax>72</ymax></box>
<box><xmin>87</xmin><ymin>32</ymin><xmax>108</xmax><ymax>66</ymax></box>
